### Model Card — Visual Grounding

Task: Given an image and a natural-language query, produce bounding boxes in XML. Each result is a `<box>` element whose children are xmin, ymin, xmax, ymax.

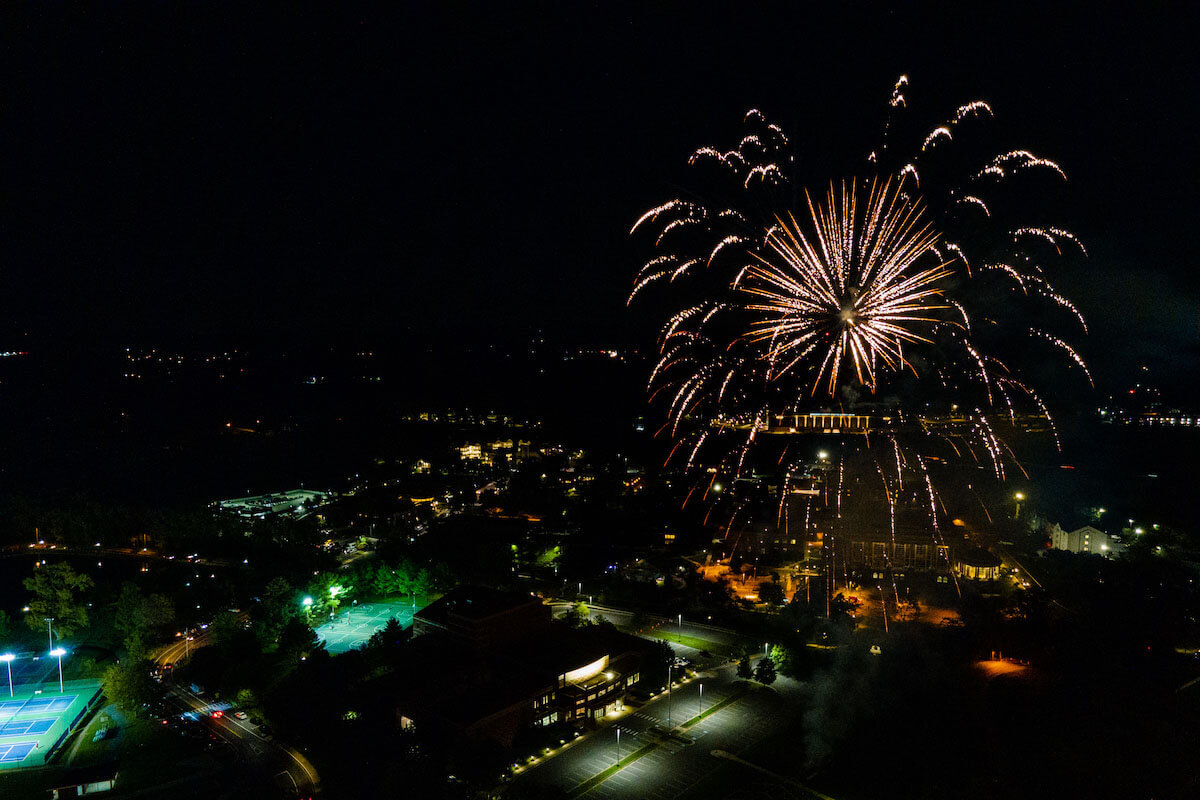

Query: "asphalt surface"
<box><xmin>508</xmin><ymin>660</ymin><xmax>806</xmax><ymax>800</ymax></box>
<box><xmin>153</xmin><ymin>623</ymin><xmax>321</xmax><ymax>797</ymax></box>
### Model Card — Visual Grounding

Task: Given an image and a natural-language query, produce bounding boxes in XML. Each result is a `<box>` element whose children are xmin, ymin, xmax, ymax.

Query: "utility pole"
<box><xmin>44</xmin><ymin>618</ymin><xmax>54</xmax><ymax>651</ymax></box>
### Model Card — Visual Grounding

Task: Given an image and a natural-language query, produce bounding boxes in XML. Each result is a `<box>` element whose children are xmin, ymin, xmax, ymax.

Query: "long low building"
<box><xmin>215</xmin><ymin>488</ymin><xmax>331</xmax><ymax>519</ymax></box>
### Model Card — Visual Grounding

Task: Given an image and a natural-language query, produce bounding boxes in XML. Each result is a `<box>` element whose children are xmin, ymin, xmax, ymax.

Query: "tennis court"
<box><xmin>0</xmin><ymin>695</ymin><xmax>77</xmax><ymax>714</ymax></box>
<box><xmin>0</xmin><ymin>741</ymin><xmax>38</xmax><ymax>763</ymax></box>
<box><xmin>315</xmin><ymin>601</ymin><xmax>422</xmax><ymax>654</ymax></box>
<box><xmin>0</xmin><ymin>681</ymin><xmax>101</xmax><ymax>770</ymax></box>
<box><xmin>0</xmin><ymin>718</ymin><xmax>57</xmax><ymax>736</ymax></box>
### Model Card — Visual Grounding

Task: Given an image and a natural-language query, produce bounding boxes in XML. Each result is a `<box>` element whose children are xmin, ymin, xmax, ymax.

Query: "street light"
<box><xmin>1014</xmin><ymin>492</ymin><xmax>1025</xmax><ymax>518</ymax></box>
<box><xmin>615</xmin><ymin>727</ymin><xmax>621</xmax><ymax>765</ymax></box>
<box><xmin>698</xmin><ymin>682</ymin><xmax>703</xmax><ymax>717</ymax></box>
<box><xmin>677</xmin><ymin>613</ymin><xmax>683</xmax><ymax>640</ymax></box>
<box><xmin>50</xmin><ymin>648</ymin><xmax>66</xmax><ymax>693</ymax></box>
<box><xmin>0</xmin><ymin>654</ymin><xmax>14</xmax><ymax>697</ymax></box>
<box><xmin>666</xmin><ymin>662</ymin><xmax>672</xmax><ymax>728</ymax></box>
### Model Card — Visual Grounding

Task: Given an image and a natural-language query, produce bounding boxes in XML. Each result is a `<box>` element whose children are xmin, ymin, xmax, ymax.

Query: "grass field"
<box><xmin>647</xmin><ymin>631</ymin><xmax>738</xmax><ymax>657</ymax></box>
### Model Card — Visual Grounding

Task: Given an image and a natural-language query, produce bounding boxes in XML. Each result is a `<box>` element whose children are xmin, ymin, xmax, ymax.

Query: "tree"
<box><xmin>114</xmin><ymin>583</ymin><xmax>175</xmax><ymax>653</ymax></box>
<box><xmin>256</xmin><ymin>576</ymin><xmax>299</xmax><ymax>646</ymax></box>
<box><xmin>278</xmin><ymin>617</ymin><xmax>321</xmax><ymax>661</ymax></box>
<box><xmin>562</xmin><ymin>602</ymin><xmax>590</xmax><ymax>628</ymax></box>
<box><xmin>758</xmin><ymin>580</ymin><xmax>786</xmax><ymax>608</ymax></box>
<box><xmin>829</xmin><ymin>593</ymin><xmax>860</xmax><ymax>629</ymax></box>
<box><xmin>753</xmin><ymin>657</ymin><xmax>777</xmax><ymax>685</ymax></box>
<box><xmin>103</xmin><ymin>658</ymin><xmax>161</xmax><ymax>715</ymax></box>
<box><xmin>213</xmin><ymin>610</ymin><xmax>242</xmax><ymax>646</ymax></box>
<box><xmin>24</xmin><ymin>563</ymin><xmax>93</xmax><ymax>639</ymax></box>
<box><xmin>768</xmin><ymin>644</ymin><xmax>793</xmax><ymax>675</ymax></box>
<box><xmin>366</xmin><ymin>617</ymin><xmax>408</xmax><ymax>651</ymax></box>
<box><xmin>736</xmin><ymin>646</ymin><xmax>754</xmax><ymax>680</ymax></box>
<box><xmin>409</xmin><ymin>568</ymin><xmax>433</xmax><ymax>607</ymax></box>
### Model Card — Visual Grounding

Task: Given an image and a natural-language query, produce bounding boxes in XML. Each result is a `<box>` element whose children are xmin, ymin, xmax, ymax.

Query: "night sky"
<box><xmin>2</xmin><ymin>3</ymin><xmax>1197</xmax><ymax>392</ymax></box>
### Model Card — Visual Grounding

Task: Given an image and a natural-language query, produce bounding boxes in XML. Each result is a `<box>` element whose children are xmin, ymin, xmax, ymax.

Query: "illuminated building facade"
<box><xmin>401</xmin><ymin>586</ymin><xmax>645</xmax><ymax>746</ymax></box>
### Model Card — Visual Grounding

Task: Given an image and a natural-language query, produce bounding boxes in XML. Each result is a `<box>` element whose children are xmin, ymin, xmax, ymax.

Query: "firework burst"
<box><xmin>629</xmin><ymin>77</ymin><xmax>1089</xmax><ymax>595</ymax></box>
<box><xmin>741</xmin><ymin>177</ymin><xmax>952</xmax><ymax>395</ymax></box>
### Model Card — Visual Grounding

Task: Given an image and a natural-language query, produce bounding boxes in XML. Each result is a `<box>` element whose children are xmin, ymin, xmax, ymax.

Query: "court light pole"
<box><xmin>44</xmin><ymin>618</ymin><xmax>54</xmax><ymax>651</ymax></box>
<box><xmin>1</xmin><ymin>654</ymin><xmax>14</xmax><ymax>697</ymax></box>
<box><xmin>50</xmin><ymin>648</ymin><xmax>66</xmax><ymax>693</ymax></box>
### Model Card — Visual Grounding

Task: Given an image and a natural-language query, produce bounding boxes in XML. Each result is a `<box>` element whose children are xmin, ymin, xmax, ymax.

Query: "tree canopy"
<box><xmin>24</xmin><ymin>562</ymin><xmax>93</xmax><ymax>640</ymax></box>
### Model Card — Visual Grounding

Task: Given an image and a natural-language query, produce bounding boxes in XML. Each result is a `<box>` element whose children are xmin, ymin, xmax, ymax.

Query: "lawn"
<box><xmin>648</xmin><ymin>631</ymin><xmax>738</xmax><ymax>657</ymax></box>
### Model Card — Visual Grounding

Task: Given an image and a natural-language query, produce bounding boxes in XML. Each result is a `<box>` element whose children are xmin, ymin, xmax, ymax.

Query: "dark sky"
<box><xmin>2</xmin><ymin>3</ymin><xmax>1197</xmax><ymax>392</ymax></box>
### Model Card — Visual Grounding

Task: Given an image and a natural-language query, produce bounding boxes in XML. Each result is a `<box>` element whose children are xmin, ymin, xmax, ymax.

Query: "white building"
<box><xmin>1049</xmin><ymin>524</ymin><xmax>1124</xmax><ymax>557</ymax></box>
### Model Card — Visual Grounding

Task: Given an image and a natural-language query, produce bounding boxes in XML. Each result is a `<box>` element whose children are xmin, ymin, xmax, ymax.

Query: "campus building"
<box><xmin>953</xmin><ymin>546</ymin><xmax>1003</xmax><ymax>581</ymax></box>
<box><xmin>399</xmin><ymin>586</ymin><xmax>646</xmax><ymax>747</ymax></box>
<box><xmin>1048</xmin><ymin>524</ymin><xmax>1125</xmax><ymax>557</ymax></box>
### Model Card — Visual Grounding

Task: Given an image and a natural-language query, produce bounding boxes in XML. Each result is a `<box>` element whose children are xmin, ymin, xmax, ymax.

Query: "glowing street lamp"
<box><xmin>1013</xmin><ymin>492</ymin><xmax>1025</xmax><ymax>518</ymax></box>
<box><xmin>0</xmin><ymin>654</ymin><xmax>14</xmax><ymax>697</ymax></box>
<box><xmin>615</xmin><ymin>726</ymin><xmax>621</xmax><ymax>765</ymax></box>
<box><xmin>50</xmin><ymin>648</ymin><xmax>66</xmax><ymax>693</ymax></box>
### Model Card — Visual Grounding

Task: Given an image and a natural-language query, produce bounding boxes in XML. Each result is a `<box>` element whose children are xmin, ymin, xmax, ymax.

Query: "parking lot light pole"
<box><xmin>1</xmin><ymin>654</ymin><xmax>14</xmax><ymax>697</ymax></box>
<box><xmin>698</xmin><ymin>682</ymin><xmax>703</xmax><ymax>717</ymax></box>
<box><xmin>616</xmin><ymin>727</ymin><xmax>620</xmax><ymax>765</ymax></box>
<box><xmin>666</xmin><ymin>663</ymin><xmax>672</xmax><ymax>728</ymax></box>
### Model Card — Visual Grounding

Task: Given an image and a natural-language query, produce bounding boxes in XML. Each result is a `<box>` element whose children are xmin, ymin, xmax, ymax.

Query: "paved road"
<box><xmin>153</xmin><ymin>622</ymin><xmax>321</xmax><ymax>797</ymax></box>
<box><xmin>163</xmin><ymin>682</ymin><xmax>320</xmax><ymax>798</ymax></box>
